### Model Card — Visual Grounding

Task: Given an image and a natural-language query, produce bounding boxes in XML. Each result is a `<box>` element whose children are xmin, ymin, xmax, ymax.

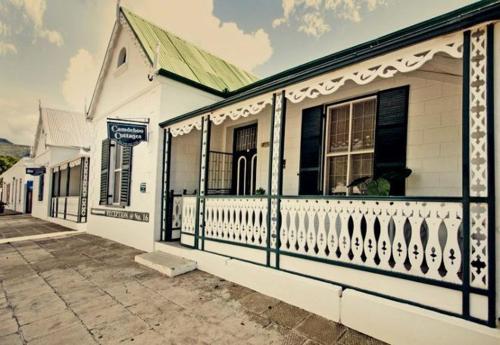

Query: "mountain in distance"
<box><xmin>0</xmin><ymin>138</ymin><xmax>31</xmax><ymax>158</ymax></box>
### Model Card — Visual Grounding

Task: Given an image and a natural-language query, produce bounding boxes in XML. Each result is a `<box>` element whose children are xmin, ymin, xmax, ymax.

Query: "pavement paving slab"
<box><xmin>0</xmin><ymin>215</ymin><xmax>386</xmax><ymax>345</ymax></box>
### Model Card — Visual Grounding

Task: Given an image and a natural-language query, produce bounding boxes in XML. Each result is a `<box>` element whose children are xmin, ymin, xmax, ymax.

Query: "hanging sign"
<box><xmin>26</xmin><ymin>167</ymin><xmax>46</xmax><ymax>176</ymax></box>
<box><xmin>107</xmin><ymin>120</ymin><xmax>148</xmax><ymax>147</ymax></box>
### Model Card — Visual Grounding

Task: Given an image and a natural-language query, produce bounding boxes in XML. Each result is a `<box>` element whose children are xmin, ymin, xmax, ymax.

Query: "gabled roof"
<box><xmin>121</xmin><ymin>8</ymin><xmax>259</xmax><ymax>94</ymax></box>
<box><xmin>33</xmin><ymin>107</ymin><xmax>91</xmax><ymax>154</ymax></box>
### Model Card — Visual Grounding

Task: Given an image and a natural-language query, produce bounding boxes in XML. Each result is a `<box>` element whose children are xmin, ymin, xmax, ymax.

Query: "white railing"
<box><xmin>172</xmin><ymin>195</ymin><xmax>183</xmax><ymax>229</ymax></box>
<box><xmin>181</xmin><ymin>196</ymin><xmax>197</xmax><ymax>234</ymax></box>
<box><xmin>279</xmin><ymin>198</ymin><xmax>463</xmax><ymax>284</ymax></box>
<box><xmin>205</xmin><ymin>197</ymin><xmax>268</xmax><ymax>247</ymax></box>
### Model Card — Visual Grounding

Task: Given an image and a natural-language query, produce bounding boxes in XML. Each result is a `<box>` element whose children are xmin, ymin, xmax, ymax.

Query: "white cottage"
<box><xmin>30</xmin><ymin>106</ymin><xmax>91</xmax><ymax>230</ymax></box>
<box><xmin>85</xmin><ymin>7</ymin><xmax>255</xmax><ymax>250</ymax></box>
<box><xmin>0</xmin><ymin>157</ymin><xmax>34</xmax><ymax>214</ymax></box>
<box><xmin>87</xmin><ymin>2</ymin><xmax>500</xmax><ymax>344</ymax></box>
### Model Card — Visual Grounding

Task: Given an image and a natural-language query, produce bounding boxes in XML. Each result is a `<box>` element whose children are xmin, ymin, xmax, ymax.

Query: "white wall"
<box><xmin>0</xmin><ymin>158</ymin><xmax>33</xmax><ymax>213</ymax></box>
<box><xmin>170</xmin><ymin>131</ymin><xmax>200</xmax><ymax>194</ymax></box>
<box><xmin>282</xmin><ymin>68</ymin><xmax>462</xmax><ymax>197</ymax></box>
<box><xmin>86</xmin><ymin>21</ymin><xmax>223</xmax><ymax>252</ymax></box>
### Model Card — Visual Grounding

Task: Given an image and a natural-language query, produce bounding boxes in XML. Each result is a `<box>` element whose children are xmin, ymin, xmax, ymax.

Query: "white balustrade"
<box><xmin>181</xmin><ymin>196</ymin><xmax>197</xmax><ymax>234</ymax></box>
<box><xmin>204</xmin><ymin>197</ymin><xmax>268</xmax><ymax>247</ymax></box>
<box><xmin>279</xmin><ymin>198</ymin><xmax>463</xmax><ymax>284</ymax></box>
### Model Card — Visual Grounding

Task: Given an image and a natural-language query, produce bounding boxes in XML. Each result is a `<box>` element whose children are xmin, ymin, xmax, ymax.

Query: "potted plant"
<box><xmin>347</xmin><ymin>168</ymin><xmax>412</xmax><ymax>196</ymax></box>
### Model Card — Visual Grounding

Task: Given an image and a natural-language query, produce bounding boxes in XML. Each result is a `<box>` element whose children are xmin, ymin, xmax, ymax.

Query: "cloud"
<box><xmin>274</xmin><ymin>0</ymin><xmax>387</xmax><ymax>37</ymax></box>
<box><xmin>7</xmin><ymin>0</ymin><xmax>63</xmax><ymax>46</ymax></box>
<box><xmin>298</xmin><ymin>12</ymin><xmax>330</xmax><ymax>37</ymax></box>
<box><xmin>0</xmin><ymin>97</ymin><xmax>37</xmax><ymax>145</ymax></box>
<box><xmin>61</xmin><ymin>49</ymin><xmax>99</xmax><ymax>111</ymax></box>
<box><xmin>0</xmin><ymin>20</ymin><xmax>10</xmax><ymax>36</ymax></box>
<box><xmin>0</xmin><ymin>42</ymin><xmax>17</xmax><ymax>55</ymax></box>
<box><xmin>121</xmin><ymin>0</ymin><xmax>272</xmax><ymax>72</ymax></box>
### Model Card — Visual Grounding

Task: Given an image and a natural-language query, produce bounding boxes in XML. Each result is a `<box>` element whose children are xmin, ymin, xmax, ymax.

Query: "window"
<box><xmin>111</xmin><ymin>142</ymin><xmax>124</xmax><ymax>204</ymax></box>
<box><xmin>100</xmin><ymin>139</ymin><xmax>132</xmax><ymax>206</ymax></box>
<box><xmin>38</xmin><ymin>175</ymin><xmax>44</xmax><ymax>201</ymax></box>
<box><xmin>117</xmin><ymin>47</ymin><xmax>127</xmax><ymax>67</ymax></box>
<box><xmin>324</xmin><ymin>97</ymin><xmax>376</xmax><ymax>195</ymax></box>
<box><xmin>19</xmin><ymin>178</ymin><xmax>22</xmax><ymax>203</ymax></box>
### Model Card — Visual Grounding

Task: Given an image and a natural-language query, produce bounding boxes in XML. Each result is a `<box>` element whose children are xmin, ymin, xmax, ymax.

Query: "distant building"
<box><xmin>29</xmin><ymin>106</ymin><xmax>91</xmax><ymax>230</ymax></box>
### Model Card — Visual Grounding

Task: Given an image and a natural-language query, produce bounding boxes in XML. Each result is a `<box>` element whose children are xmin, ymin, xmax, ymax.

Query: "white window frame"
<box><xmin>323</xmin><ymin>95</ymin><xmax>377</xmax><ymax>196</ymax></box>
<box><xmin>109</xmin><ymin>141</ymin><xmax>124</xmax><ymax>205</ymax></box>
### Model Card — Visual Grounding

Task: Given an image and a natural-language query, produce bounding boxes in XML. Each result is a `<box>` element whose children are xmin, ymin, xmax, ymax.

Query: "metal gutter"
<box><xmin>160</xmin><ymin>0</ymin><xmax>500</xmax><ymax>128</ymax></box>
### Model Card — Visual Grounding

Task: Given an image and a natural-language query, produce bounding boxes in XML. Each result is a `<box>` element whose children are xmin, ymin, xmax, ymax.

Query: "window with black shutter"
<box><xmin>298</xmin><ymin>85</ymin><xmax>409</xmax><ymax>196</ymax></box>
<box><xmin>373</xmin><ymin>86</ymin><xmax>409</xmax><ymax>196</ymax></box>
<box><xmin>100</xmin><ymin>139</ymin><xmax>133</xmax><ymax>206</ymax></box>
<box><xmin>38</xmin><ymin>174</ymin><xmax>44</xmax><ymax>201</ymax></box>
<box><xmin>299</xmin><ymin>106</ymin><xmax>323</xmax><ymax>195</ymax></box>
<box><xmin>99</xmin><ymin>139</ymin><xmax>111</xmax><ymax>205</ymax></box>
<box><xmin>120</xmin><ymin>145</ymin><xmax>133</xmax><ymax>206</ymax></box>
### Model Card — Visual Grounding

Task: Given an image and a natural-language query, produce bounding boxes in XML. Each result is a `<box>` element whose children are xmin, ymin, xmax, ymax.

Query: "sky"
<box><xmin>0</xmin><ymin>0</ymin><xmax>477</xmax><ymax>145</ymax></box>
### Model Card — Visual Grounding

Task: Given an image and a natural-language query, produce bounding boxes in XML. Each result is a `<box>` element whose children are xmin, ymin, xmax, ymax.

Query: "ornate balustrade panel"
<box><xmin>279</xmin><ymin>198</ymin><xmax>463</xmax><ymax>284</ymax></box>
<box><xmin>204</xmin><ymin>197</ymin><xmax>268</xmax><ymax>247</ymax></box>
<box><xmin>181</xmin><ymin>196</ymin><xmax>197</xmax><ymax>234</ymax></box>
<box><xmin>172</xmin><ymin>195</ymin><xmax>183</xmax><ymax>230</ymax></box>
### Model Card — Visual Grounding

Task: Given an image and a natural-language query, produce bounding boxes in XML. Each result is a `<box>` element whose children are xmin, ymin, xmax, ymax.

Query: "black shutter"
<box><xmin>120</xmin><ymin>145</ymin><xmax>133</xmax><ymax>206</ymax></box>
<box><xmin>299</xmin><ymin>105</ymin><xmax>324</xmax><ymax>195</ymax></box>
<box><xmin>38</xmin><ymin>174</ymin><xmax>44</xmax><ymax>201</ymax></box>
<box><xmin>99</xmin><ymin>139</ymin><xmax>111</xmax><ymax>205</ymax></box>
<box><xmin>374</xmin><ymin>86</ymin><xmax>410</xmax><ymax>196</ymax></box>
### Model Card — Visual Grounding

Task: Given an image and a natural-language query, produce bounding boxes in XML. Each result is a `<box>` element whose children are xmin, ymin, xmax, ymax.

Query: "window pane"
<box><xmin>113</xmin><ymin>171</ymin><xmax>121</xmax><ymax>203</ymax></box>
<box><xmin>349</xmin><ymin>153</ymin><xmax>374</xmax><ymax>194</ymax></box>
<box><xmin>327</xmin><ymin>156</ymin><xmax>348</xmax><ymax>195</ymax></box>
<box><xmin>351</xmin><ymin>99</ymin><xmax>376</xmax><ymax>151</ymax></box>
<box><xmin>328</xmin><ymin>105</ymin><xmax>350</xmax><ymax>153</ymax></box>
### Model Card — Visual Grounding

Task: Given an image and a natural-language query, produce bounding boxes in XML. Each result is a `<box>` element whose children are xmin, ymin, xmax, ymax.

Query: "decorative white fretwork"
<box><xmin>470</xmin><ymin>202</ymin><xmax>488</xmax><ymax>289</ymax></box>
<box><xmin>198</xmin><ymin>116</ymin><xmax>210</xmax><ymax>248</ymax></box>
<box><xmin>172</xmin><ymin>195</ymin><xmax>183</xmax><ymax>229</ymax></box>
<box><xmin>271</xmin><ymin>94</ymin><xmax>283</xmax><ymax>196</ymax></box>
<box><xmin>80</xmin><ymin>157</ymin><xmax>89</xmax><ymax>220</ymax></box>
<box><xmin>170</xmin><ymin>117</ymin><xmax>203</xmax><ymax>137</ymax></box>
<box><xmin>211</xmin><ymin>94</ymin><xmax>273</xmax><ymax>126</ymax></box>
<box><xmin>181</xmin><ymin>196</ymin><xmax>197</xmax><ymax>234</ymax></box>
<box><xmin>279</xmin><ymin>198</ymin><xmax>463</xmax><ymax>284</ymax></box>
<box><xmin>285</xmin><ymin>33</ymin><xmax>463</xmax><ymax>104</ymax></box>
<box><xmin>269</xmin><ymin>93</ymin><xmax>284</xmax><ymax>250</ymax></box>
<box><xmin>469</xmin><ymin>27</ymin><xmax>488</xmax><ymax>197</ymax></box>
<box><xmin>161</xmin><ymin>129</ymin><xmax>170</xmax><ymax>234</ymax></box>
<box><xmin>204</xmin><ymin>197</ymin><xmax>268</xmax><ymax>246</ymax></box>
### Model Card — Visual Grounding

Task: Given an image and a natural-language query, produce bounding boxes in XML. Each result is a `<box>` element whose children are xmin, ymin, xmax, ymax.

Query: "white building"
<box><xmin>30</xmin><ymin>106</ymin><xmax>91</xmax><ymax>230</ymax></box>
<box><xmin>85</xmin><ymin>2</ymin><xmax>500</xmax><ymax>344</ymax></box>
<box><xmin>0</xmin><ymin>157</ymin><xmax>34</xmax><ymax>214</ymax></box>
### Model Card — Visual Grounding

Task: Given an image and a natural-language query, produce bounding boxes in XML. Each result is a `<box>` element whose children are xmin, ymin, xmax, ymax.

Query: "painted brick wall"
<box><xmin>282</xmin><ymin>70</ymin><xmax>462</xmax><ymax>197</ymax></box>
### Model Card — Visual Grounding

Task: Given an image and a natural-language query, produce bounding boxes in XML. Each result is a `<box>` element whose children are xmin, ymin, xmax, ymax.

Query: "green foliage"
<box><xmin>255</xmin><ymin>188</ymin><xmax>266</xmax><ymax>195</ymax></box>
<box><xmin>0</xmin><ymin>155</ymin><xmax>19</xmax><ymax>174</ymax></box>
<box><xmin>366</xmin><ymin>178</ymin><xmax>391</xmax><ymax>196</ymax></box>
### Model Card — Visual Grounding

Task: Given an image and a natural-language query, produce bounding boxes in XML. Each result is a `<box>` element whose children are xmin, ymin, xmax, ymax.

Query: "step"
<box><xmin>135</xmin><ymin>251</ymin><xmax>197</xmax><ymax>277</ymax></box>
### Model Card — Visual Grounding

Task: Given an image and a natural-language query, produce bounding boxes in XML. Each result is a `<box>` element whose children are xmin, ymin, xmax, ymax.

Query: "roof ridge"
<box><xmin>120</xmin><ymin>7</ymin><xmax>259</xmax><ymax>85</ymax></box>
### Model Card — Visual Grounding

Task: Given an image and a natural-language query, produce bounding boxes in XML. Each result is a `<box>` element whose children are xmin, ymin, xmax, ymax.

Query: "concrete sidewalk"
<box><xmin>0</xmin><ymin>215</ymin><xmax>74</xmax><ymax>241</ymax></box>
<box><xmin>0</xmin><ymin>231</ymin><xmax>385</xmax><ymax>344</ymax></box>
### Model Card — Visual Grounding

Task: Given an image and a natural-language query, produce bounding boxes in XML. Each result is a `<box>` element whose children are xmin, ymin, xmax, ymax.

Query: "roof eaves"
<box><xmin>160</xmin><ymin>0</ymin><xmax>500</xmax><ymax>128</ymax></box>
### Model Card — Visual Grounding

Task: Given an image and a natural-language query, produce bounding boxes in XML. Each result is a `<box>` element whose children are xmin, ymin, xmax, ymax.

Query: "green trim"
<box><xmin>160</xmin><ymin>0</ymin><xmax>500</xmax><ymax>128</ymax></box>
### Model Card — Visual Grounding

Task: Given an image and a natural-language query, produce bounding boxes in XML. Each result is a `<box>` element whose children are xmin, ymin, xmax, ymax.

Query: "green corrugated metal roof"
<box><xmin>122</xmin><ymin>8</ymin><xmax>259</xmax><ymax>94</ymax></box>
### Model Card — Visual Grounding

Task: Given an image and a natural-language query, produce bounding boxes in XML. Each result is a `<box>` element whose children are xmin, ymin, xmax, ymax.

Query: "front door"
<box><xmin>25</xmin><ymin>181</ymin><xmax>33</xmax><ymax>214</ymax></box>
<box><xmin>232</xmin><ymin>124</ymin><xmax>257</xmax><ymax>195</ymax></box>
